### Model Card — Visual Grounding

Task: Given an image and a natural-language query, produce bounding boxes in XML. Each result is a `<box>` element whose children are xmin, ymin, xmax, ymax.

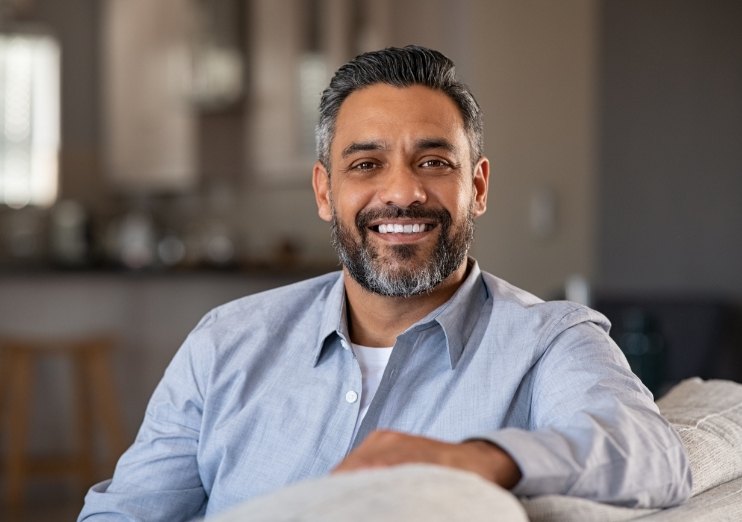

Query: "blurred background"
<box><xmin>1</xmin><ymin>0</ymin><xmax>740</xmax><ymax>518</ymax></box>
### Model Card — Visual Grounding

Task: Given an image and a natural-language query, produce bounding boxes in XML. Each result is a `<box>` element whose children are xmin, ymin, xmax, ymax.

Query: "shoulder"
<box><xmin>473</xmin><ymin>271</ymin><xmax>626</xmax><ymax>385</ymax></box>
<box><xmin>204</xmin><ymin>271</ymin><xmax>340</xmax><ymax>322</ymax></box>
<box><xmin>479</xmin><ymin>271</ymin><xmax>612</xmax><ymax>345</ymax></box>
<box><xmin>182</xmin><ymin>271</ymin><xmax>342</xmax><ymax>351</ymax></box>
<box><xmin>150</xmin><ymin>272</ymin><xmax>343</xmax><ymax>409</ymax></box>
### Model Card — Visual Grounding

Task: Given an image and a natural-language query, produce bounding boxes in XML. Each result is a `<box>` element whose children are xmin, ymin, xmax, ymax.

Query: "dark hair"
<box><xmin>316</xmin><ymin>45</ymin><xmax>484</xmax><ymax>169</ymax></box>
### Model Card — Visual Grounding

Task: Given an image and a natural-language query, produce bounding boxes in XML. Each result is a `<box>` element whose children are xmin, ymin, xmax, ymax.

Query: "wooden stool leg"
<box><xmin>0</xmin><ymin>347</ymin><xmax>13</xmax><ymax>503</ymax></box>
<box><xmin>0</xmin><ymin>346</ymin><xmax>10</xmax><ymax>424</ymax></box>
<box><xmin>86</xmin><ymin>343</ymin><xmax>127</xmax><ymax>473</ymax></box>
<box><xmin>73</xmin><ymin>348</ymin><xmax>96</xmax><ymax>491</ymax></box>
<box><xmin>5</xmin><ymin>347</ymin><xmax>34</xmax><ymax>508</ymax></box>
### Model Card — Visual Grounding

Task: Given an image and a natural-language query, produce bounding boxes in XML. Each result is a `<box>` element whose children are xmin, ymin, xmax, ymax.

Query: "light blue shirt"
<box><xmin>79</xmin><ymin>260</ymin><xmax>691</xmax><ymax>521</ymax></box>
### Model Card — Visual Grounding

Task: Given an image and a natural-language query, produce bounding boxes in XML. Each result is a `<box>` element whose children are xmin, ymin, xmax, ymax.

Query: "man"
<box><xmin>79</xmin><ymin>46</ymin><xmax>691</xmax><ymax>520</ymax></box>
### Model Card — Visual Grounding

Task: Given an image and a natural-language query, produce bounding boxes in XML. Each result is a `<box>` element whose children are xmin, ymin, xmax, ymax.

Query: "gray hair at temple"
<box><xmin>315</xmin><ymin>45</ymin><xmax>484</xmax><ymax>171</ymax></box>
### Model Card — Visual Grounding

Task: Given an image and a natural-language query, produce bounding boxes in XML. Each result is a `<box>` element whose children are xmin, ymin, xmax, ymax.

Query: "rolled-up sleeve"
<box><xmin>481</xmin><ymin>314</ymin><xmax>692</xmax><ymax>508</ymax></box>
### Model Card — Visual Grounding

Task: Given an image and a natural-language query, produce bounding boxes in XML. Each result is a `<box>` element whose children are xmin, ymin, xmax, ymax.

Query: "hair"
<box><xmin>316</xmin><ymin>45</ymin><xmax>484</xmax><ymax>170</ymax></box>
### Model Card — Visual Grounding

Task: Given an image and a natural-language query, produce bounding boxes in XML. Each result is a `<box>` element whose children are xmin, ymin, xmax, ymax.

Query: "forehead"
<box><xmin>332</xmin><ymin>84</ymin><xmax>468</xmax><ymax>154</ymax></box>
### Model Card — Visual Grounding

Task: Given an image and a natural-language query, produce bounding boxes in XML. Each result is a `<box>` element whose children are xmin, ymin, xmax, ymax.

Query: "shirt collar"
<box><xmin>311</xmin><ymin>258</ymin><xmax>489</xmax><ymax>368</ymax></box>
<box><xmin>411</xmin><ymin>258</ymin><xmax>489</xmax><ymax>368</ymax></box>
<box><xmin>312</xmin><ymin>272</ymin><xmax>349</xmax><ymax>367</ymax></box>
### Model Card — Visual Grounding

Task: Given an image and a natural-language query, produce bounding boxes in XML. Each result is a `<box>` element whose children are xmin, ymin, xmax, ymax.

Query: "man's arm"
<box><xmin>78</xmin><ymin>328</ymin><xmax>210</xmax><ymax>521</ymax></box>
<box><xmin>480</xmin><ymin>318</ymin><xmax>692</xmax><ymax>507</ymax></box>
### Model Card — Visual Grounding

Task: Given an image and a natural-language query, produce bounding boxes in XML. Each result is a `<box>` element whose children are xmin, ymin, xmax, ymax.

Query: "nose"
<box><xmin>377</xmin><ymin>165</ymin><xmax>428</xmax><ymax>207</ymax></box>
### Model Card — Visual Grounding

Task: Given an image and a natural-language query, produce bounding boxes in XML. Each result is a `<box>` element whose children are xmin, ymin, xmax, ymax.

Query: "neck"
<box><xmin>343</xmin><ymin>260</ymin><xmax>470</xmax><ymax>347</ymax></box>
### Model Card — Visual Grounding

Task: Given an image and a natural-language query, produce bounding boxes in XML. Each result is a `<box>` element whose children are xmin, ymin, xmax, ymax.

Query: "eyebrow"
<box><xmin>341</xmin><ymin>141</ymin><xmax>388</xmax><ymax>159</ymax></box>
<box><xmin>414</xmin><ymin>138</ymin><xmax>457</xmax><ymax>154</ymax></box>
<box><xmin>340</xmin><ymin>138</ymin><xmax>458</xmax><ymax>159</ymax></box>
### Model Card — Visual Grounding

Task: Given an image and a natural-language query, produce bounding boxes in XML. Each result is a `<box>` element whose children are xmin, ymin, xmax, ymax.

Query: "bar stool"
<box><xmin>0</xmin><ymin>334</ymin><xmax>127</xmax><ymax>508</ymax></box>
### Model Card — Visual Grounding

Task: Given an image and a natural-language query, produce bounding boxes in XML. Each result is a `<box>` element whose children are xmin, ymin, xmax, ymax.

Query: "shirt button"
<box><xmin>345</xmin><ymin>390</ymin><xmax>358</xmax><ymax>403</ymax></box>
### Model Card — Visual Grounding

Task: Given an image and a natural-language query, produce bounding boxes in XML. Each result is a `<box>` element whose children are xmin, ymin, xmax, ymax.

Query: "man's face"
<box><xmin>313</xmin><ymin>84</ymin><xmax>489</xmax><ymax>297</ymax></box>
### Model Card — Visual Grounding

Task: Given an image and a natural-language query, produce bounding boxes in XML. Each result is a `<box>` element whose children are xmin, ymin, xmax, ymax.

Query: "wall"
<box><xmin>34</xmin><ymin>0</ymin><xmax>104</xmax><ymax>209</ymax></box>
<box><xmin>597</xmin><ymin>0</ymin><xmax>742</xmax><ymax>299</ymax></box>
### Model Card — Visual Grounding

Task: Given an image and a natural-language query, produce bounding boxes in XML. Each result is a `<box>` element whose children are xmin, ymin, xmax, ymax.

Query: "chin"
<box><xmin>387</xmin><ymin>244</ymin><xmax>418</xmax><ymax>260</ymax></box>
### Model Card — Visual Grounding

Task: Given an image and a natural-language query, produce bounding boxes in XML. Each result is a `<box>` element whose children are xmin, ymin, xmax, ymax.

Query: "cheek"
<box><xmin>333</xmin><ymin>183</ymin><xmax>374</xmax><ymax>219</ymax></box>
<box><xmin>432</xmin><ymin>181</ymin><xmax>473</xmax><ymax>215</ymax></box>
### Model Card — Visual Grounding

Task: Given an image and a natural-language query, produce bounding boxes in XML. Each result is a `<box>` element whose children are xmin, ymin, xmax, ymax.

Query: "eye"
<box><xmin>350</xmin><ymin>160</ymin><xmax>379</xmax><ymax>171</ymax></box>
<box><xmin>419</xmin><ymin>158</ymin><xmax>451</xmax><ymax>169</ymax></box>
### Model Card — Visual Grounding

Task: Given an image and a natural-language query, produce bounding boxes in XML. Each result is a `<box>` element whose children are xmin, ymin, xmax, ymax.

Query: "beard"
<box><xmin>330</xmin><ymin>204</ymin><xmax>475</xmax><ymax>297</ymax></box>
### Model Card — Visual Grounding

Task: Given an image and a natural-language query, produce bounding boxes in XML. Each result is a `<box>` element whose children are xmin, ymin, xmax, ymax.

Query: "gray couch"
<box><xmin>207</xmin><ymin>378</ymin><xmax>742</xmax><ymax>521</ymax></box>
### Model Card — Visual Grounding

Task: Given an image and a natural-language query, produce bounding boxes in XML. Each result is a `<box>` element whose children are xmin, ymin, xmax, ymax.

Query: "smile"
<box><xmin>372</xmin><ymin>223</ymin><xmax>432</xmax><ymax>234</ymax></box>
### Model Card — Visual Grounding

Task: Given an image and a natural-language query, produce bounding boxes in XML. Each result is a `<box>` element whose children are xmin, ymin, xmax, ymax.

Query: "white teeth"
<box><xmin>376</xmin><ymin>223</ymin><xmax>427</xmax><ymax>234</ymax></box>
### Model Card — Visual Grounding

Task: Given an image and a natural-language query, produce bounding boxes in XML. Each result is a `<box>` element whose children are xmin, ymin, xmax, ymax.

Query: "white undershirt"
<box><xmin>350</xmin><ymin>343</ymin><xmax>393</xmax><ymax>440</ymax></box>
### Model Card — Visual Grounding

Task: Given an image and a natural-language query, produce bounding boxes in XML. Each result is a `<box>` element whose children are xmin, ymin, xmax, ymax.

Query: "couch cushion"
<box><xmin>525</xmin><ymin>475</ymin><xmax>742</xmax><ymax>522</ymax></box>
<box><xmin>207</xmin><ymin>464</ymin><xmax>528</xmax><ymax>522</ymax></box>
<box><xmin>638</xmin><ymin>475</ymin><xmax>742</xmax><ymax>521</ymax></box>
<box><xmin>656</xmin><ymin>377</ymin><xmax>742</xmax><ymax>496</ymax></box>
<box><xmin>521</xmin><ymin>494</ymin><xmax>656</xmax><ymax>522</ymax></box>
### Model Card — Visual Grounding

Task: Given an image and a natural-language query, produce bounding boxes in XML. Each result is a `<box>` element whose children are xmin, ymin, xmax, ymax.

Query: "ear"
<box><xmin>471</xmin><ymin>157</ymin><xmax>490</xmax><ymax>217</ymax></box>
<box><xmin>312</xmin><ymin>161</ymin><xmax>333</xmax><ymax>222</ymax></box>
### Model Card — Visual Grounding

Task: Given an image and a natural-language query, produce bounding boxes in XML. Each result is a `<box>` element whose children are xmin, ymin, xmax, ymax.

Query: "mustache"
<box><xmin>355</xmin><ymin>206</ymin><xmax>452</xmax><ymax>230</ymax></box>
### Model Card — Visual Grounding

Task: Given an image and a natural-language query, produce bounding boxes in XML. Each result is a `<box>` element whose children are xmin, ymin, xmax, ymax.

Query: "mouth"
<box><xmin>356</xmin><ymin>206</ymin><xmax>448</xmax><ymax>244</ymax></box>
<box><xmin>369</xmin><ymin>222</ymin><xmax>435</xmax><ymax>234</ymax></box>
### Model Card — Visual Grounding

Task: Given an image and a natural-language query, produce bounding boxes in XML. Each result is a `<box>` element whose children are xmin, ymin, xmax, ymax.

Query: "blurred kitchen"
<box><xmin>1</xmin><ymin>0</ymin><xmax>741</xmax><ymax>519</ymax></box>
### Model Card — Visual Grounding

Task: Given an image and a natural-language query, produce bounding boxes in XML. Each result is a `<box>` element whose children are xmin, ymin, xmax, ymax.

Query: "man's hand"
<box><xmin>333</xmin><ymin>430</ymin><xmax>522</xmax><ymax>489</ymax></box>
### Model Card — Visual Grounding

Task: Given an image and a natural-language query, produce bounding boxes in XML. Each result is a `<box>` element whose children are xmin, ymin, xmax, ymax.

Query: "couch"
<box><xmin>206</xmin><ymin>378</ymin><xmax>742</xmax><ymax>521</ymax></box>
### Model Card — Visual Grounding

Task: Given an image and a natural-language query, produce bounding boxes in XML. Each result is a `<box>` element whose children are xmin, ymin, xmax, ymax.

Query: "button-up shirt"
<box><xmin>79</xmin><ymin>260</ymin><xmax>691</xmax><ymax>521</ymax></box>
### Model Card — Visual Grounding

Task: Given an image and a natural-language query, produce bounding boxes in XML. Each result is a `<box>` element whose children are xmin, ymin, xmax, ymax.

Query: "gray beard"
<box><xmin>330</xmin><ymin>205</ymin><xmax>475</xmax><ymax>297</ymax></box>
